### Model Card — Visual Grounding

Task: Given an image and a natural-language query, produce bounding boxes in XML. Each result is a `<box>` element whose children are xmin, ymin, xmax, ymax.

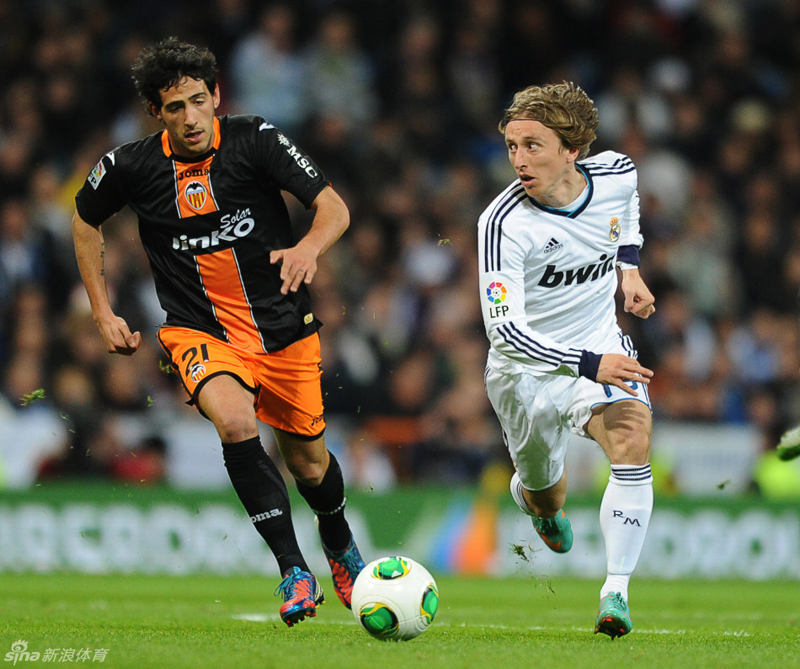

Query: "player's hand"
<box><xmin>95</xmin><ymin>314</ymin><xmax>141</xmax><ymax>355</ymax></box>
<box><xmin>620</xmin><ymin>268</ymin><xmax>656</xmax><ymax>319</ymax></box>
<box><xmin>596</xmin><ymin>354</ymin><xmax>653</xmax><ymax>396</ymax></box>
<box><xmin>270</xmin><ymin>244</ymin><xmax>318</xmax><ymax>295</ymax></box>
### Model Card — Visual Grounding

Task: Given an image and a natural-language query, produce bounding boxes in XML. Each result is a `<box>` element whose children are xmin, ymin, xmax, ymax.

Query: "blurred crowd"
<box><xmin>1</xmin><ymin>0</ymin><xmax>799</xmax><ymax>491</ymax></box>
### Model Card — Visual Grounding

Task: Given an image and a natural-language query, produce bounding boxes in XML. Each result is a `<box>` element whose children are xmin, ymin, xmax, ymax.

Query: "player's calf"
<box><xmin>510</xmin><ymin>472</ymin><xmax>573</xmax><ymax>553</ymax></box>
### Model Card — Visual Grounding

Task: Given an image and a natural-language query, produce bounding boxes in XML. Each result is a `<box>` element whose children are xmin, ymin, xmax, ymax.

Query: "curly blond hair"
<box><xmin>498</xmin><ymin>82</ymin><xmax>599</xmax><ymax>159</ymax></box>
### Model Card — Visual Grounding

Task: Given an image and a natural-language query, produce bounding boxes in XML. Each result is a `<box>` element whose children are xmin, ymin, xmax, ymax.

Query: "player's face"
<box><xmin>152</xmin><ymin>77</ymin><xmax>220</xmax><ymax>157</ymax></box>
<box><xmin>505</xmin><ymin>120</ymin><xmax>580</xmax><ymax>206</ymax></box>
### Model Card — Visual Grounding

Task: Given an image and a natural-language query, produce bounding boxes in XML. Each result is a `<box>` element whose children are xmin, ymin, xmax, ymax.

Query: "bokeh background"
<box><xmin>2</xmin><ymin>0</ymin><xmax>800</xmax><ymax>562</ymax></box>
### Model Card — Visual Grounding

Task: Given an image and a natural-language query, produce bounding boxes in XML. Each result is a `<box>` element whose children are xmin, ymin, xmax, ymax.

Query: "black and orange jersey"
<box><xmin>75</xmin><ymin>115</ymin><xmax>328</xmax><ymax>353</ymax></box>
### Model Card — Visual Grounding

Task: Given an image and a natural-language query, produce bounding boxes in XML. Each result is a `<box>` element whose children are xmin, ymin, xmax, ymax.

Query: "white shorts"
<box><xmin>485</xmin><ymin>352</ymin><xmax>651</xmax><ymax>492</ymax></box>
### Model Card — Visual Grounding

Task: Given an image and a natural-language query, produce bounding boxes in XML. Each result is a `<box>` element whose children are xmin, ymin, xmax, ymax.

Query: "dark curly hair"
<box><xmin>131</xmin><ymin>37</ymin><xmax>218</xmax><ymax>116</ymax></box>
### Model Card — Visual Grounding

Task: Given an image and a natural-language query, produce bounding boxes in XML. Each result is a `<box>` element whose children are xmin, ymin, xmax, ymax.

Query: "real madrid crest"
<box><xmin>609</xmin><ymin>216</ymin><xmax>621</xmax><ymax>242</ymax></box>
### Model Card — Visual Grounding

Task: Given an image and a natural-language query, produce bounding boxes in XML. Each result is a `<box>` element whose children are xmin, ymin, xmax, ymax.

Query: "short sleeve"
<box><xmin>75</xmin><ymin>151</ymin><xmax>126</xmax><ymax>226</ymax></box>
<box><xmin>253</xmin><ymin>120</ymin><xmax>328</xmax><ymax>209</ymax></box>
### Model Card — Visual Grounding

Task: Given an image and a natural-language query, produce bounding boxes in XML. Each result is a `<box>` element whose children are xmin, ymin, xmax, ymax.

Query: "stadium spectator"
<box><xmin>0</xmin><ymin>0</ymin><xmax>797</xmax><ymax>499</ymax></box>
<box><xmin>303</xmin><ymin>10</ymin><xmax>377</xmax><ymax>132</ymax></box>
<box><xmin>228</xmin><ymin>3</ymin><xmax>309</xmax><ymax>135</ymax></box>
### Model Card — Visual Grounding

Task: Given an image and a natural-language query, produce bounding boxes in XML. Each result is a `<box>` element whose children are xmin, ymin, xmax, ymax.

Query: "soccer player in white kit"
<box><xmin>478</xmin><ymin>82</ymin><xmax>657</xmax><ymax>639</ymax></box>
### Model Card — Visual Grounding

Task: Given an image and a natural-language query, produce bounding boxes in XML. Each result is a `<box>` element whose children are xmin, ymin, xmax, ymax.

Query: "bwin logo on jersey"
<box><xmin>172</xmin><ymin>208</ymin><xmax>255</xmax><ymax>250</ymax></box>
<box><xmin>538</xmin><ymin>254</ymin><xmax>615</xmax><ymax>288</ymax></box>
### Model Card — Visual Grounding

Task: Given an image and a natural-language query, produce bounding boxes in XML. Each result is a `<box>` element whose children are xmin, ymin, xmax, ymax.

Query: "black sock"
<box><xmin>295</xmin><ymin>451</ymin><xmax>352</xmax><ymax>552</ymax></box>
<box><xmin>222</xmin><ymin>436</ymin><xmax>308</xmax><ymax>575</ymax></box>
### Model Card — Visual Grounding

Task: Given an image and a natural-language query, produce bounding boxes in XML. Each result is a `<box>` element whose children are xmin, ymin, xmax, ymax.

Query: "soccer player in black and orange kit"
<box><xmin>72</xmin><ymin>38</ymin><xmax>365</xmax><ymax>627</ymax></box>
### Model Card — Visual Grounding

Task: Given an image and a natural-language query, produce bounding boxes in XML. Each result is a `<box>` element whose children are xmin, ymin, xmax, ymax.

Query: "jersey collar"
<box><xmin>160</xmin><ymin>117</ymin><xmax>221</xmax><ymax>161</ymax></box>
<box><xmin>528</xmin><ymin>164</ymin><xmax>594</xmax><ymax>219</ymax></box>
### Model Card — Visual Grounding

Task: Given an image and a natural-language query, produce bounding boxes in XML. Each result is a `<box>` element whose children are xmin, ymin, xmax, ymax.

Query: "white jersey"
<box><xmin>478</xmin><ymin>150</ymin><xmax>643</xmax><ymax>377</ymax></box>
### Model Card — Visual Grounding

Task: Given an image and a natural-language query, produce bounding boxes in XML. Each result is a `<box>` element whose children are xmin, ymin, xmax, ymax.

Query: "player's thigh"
<box><xmin>253</xmin><ymin>334</ymin><xmax>326</xmax><ymax>438</ymax></box>
<box><xmin>158</xmin><ymin>326</ymin><xmax>259</xmax><ymax>441</ymax></box>
<box><xmin>196</xmin><ymin>374</ymin><xmax>259</xmax><ymax>442</ymax></box>
<box><xmin>485</xmin><ymin>367</ymin><xmax>572</xmax><ymax>491</ymax></box>
<box><xmin>584</xmin><ymin>399</ymin><xmax>652</xmax><ymax>465</ymax></box>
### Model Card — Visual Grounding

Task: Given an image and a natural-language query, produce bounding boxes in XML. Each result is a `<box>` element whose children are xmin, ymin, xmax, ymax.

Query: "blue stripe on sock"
<box><xmin>610</xmin><ymin>464</ymin><xmax>652</xmax><ymax>484</ymax></box>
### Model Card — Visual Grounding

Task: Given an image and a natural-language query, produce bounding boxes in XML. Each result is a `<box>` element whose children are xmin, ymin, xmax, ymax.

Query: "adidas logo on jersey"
<box><xmin>538</xmin><ymin>254</ymin><xmax>615</xmax><ymax>288</ymax></box>
<box><xmin>543</xmin><ymin>237</ymin><xmax>563</xmax><ymax>254</ymax></box>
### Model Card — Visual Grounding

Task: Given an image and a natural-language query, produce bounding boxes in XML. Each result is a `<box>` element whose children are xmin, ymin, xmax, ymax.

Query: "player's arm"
<box><xmin>485</xmin><ymin>315</ymin><xmax>652</xmax><ymax>396</ymax></box>
<box><xmin>616</xmin><ymin>177</ymin><xmax>655</xmax><ymax>319</ymax></box>
<box><xmin>72</xmin><ymin>211</ymin><xmax>141</xmax><ymax>355</ymax></box>
<box><xmin>594</xmin><ymin>352</ymin><xmax>653</xmax><ymax>395</ymax></box>
<box><xmin>620</xmin><ymin>267</ymin><xmax>655</xmax><ymax>319</ymax></box>
<box><xmin>270</xmin><ymin>185</ymin><xmax>350</xmax><ymax>295</ymax></box>
<box><xmin>479</xmin><ymin>222</ymin><xmax>586</xmax><ymax>378</ymax></box>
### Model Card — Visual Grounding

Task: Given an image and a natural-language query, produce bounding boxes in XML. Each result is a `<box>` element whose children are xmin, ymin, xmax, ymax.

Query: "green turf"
<box><xmin>0</xmin><ymin>573</ymin><xmax>798</xmax><ymax>668</ymax></box>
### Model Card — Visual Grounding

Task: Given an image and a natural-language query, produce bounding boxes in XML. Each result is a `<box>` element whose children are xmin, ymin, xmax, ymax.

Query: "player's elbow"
<box><xmin>331</xmin><ymin>193</ymin><xmax>350</xmax><ymax>233</ymax></box>
<box><xmin>72</xmin><ymin>210</ymin><xmax>101</xmax><ymax>236</ymax></box>
<box><xmin>313</xmin><ymin>186</ymin><xmax>350</xmax><ymax>239</ymax></box>
<box><xmin>338</xmin><ymin>206</ymin><xmax>350</xmax><ymax>234</ymax></box>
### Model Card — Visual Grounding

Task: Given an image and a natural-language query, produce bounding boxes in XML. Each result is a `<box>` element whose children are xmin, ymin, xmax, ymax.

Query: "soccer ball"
<box><xmin>351</xmin><ymin>556</ymin><xmax>439</xmax><ymax>641</ymax></box>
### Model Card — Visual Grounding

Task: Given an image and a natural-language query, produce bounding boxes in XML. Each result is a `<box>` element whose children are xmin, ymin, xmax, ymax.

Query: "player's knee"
<box><xmin>213</xmin><ymin>414</ymin><xmax>258</xmax><ymax>444</ymax></box>
<box><xmin>285</xmin><ymin>446</ymin><xmax>329</xmax><ymax>485</ymax></box>
<box><xmin>289</xmin><ymin>459</ymin><xmax>327</xmax><ymax>486</ymax></box>
<box><xmin>608</xmin><ymin>426</ymin><xmax>650</xmax><ymax>464</ymax></box>
<box><xmin>276</xmin><ymin>431</ymin><xmax>329</xmax><ymax>485</ymax></box>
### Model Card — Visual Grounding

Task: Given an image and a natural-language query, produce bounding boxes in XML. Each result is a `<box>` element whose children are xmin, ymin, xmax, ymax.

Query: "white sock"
<box><xmin>599</xmin><ymin>464</ymin><xmax>653</xmax><ymax>602</ymax></box>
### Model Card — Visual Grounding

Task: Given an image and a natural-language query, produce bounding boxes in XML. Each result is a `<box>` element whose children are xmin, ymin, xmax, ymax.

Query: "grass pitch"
<box><xmin>1</xmin><ymin>573</ymin><xmax>798</xmax><ymax>668</ymax></box>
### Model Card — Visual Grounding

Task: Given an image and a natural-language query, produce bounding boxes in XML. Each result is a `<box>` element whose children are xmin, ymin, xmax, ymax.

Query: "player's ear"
<box><xmin>212</xmin><ymin>84</ymin><xmax>221</xmax><ymax>110</ymax></box>
<box><xmin>148</xmin><ymin>102</ymin><xmax>163</xmax><ymax>122</ymax></box>
<box><xmin>564</xmin><ymin>145</ymin><xmax>581</xmax><ymax>163</ymax></box>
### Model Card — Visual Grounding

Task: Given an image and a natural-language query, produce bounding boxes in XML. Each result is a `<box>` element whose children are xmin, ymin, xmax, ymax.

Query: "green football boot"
<box><xmin>510</xmin><ymin>472</ymin><xmax>573</xmax><ymax>553</ymax></box>
<box><xmin>531</xmin><ymin>510</ymin><xmax>573</xmax><ymax>553</ymax></box>
<box><xmin>594</xmin><ymin>592</ymin><xmax>633</xmax><ymax>639</ymax></box>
